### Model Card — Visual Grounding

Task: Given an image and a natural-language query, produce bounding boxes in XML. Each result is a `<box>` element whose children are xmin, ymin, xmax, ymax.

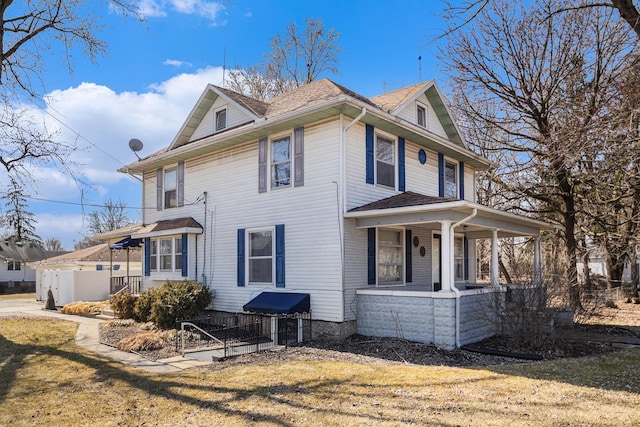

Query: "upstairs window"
<box><xmin>376</xmin><ymin>134</ymin><xmax>395</xmax><ymax>188</ymax></box>
<box><xmin>7</xmin><ymin>261</ymin><xmax>21</xmax><ymax>271</ymax></box>
<box><xmin>271</xmin><ymin>136</ymin><xmax>291</xmax><ymax>188</ymax></box>
<box><xmin>164</xmin><ymin>167</ymin><xmax>177</xmax><ymax>208</ymax></box>
<box><xmin>444</xmin><ymin>161</ymin><xmax>458</xmax><ymax>198</ymax></box>
<box><xmin>215</xmin><ymin>107</ymin><xmax>227</xmax><ymax>131</ymax></box>
<box><xmin>417</xmin><ymin>104</ymin><xmax>426</xmax><ymax>127</ymax></box>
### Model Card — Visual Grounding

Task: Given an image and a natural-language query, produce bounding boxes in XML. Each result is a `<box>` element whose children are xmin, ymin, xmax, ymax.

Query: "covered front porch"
<box><xmin>346</xmin><ymin>192</ymin><xmax>553</xmax><ymax>349</ymax></box>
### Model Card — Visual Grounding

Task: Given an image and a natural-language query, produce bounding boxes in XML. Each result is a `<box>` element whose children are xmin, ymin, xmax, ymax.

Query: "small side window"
<box><xmin>215</xmin><ymin>108</ymin><xmax>227</xmax><ymax>131</ymax></box>
<box><xmin>164</xmin><ymin>168</ymin><xmax>177</xmax><ymax>208</ymax></box>
<box><xmin>417</xmin><ymin>104</ymin><xmax>426</xmax><ymax>127</ymax></box>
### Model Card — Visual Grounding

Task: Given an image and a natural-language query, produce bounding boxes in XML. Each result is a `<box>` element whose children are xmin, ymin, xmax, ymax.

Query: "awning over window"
<box><xmin>109</xmin><ymin>237</ymin><xmax>142</xmax><ymax>250</ymax></box>
<box><xmin>132</xmin><ymin>217</ymin><xmax>203</xmax><ymax>239</ymax></box>
<box><xmin>243</xmin><ymin>292</ymin><xmax>310</xmax><ymax>315</ymax></box>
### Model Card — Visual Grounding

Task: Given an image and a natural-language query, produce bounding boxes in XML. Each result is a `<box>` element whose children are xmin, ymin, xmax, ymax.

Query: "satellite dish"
<box><xmin>128</xmin><ymin>138</ymin><xmax>144</xmax><ymax>160</ymax></box>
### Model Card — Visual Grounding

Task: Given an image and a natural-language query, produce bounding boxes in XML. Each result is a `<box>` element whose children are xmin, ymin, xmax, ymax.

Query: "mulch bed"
<box><xmin>98</xmin><ymin>320</ymin><xmax>636</xmax><ymax>368</ymax></box>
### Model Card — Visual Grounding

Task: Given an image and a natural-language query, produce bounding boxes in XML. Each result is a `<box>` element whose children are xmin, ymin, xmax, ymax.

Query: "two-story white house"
<box><xmin>119</xmin><ymin>78</ymin><xmax>551</xmax><ymax>349</ymax></box>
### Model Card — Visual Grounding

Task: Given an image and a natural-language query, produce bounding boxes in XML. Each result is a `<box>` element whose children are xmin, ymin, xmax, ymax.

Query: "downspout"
<box><xmin>339</xmin><ymin>108</ymin><xmax>367</xmax><ymax>322</ymax></box>
<box><xmin>450</xmin><ymin>208</ymin><xmax>477</xmax><ymax>348</ymax></box>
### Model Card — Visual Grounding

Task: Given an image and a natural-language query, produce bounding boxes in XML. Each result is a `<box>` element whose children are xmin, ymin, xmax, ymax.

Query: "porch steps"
<box><xmin>96</xmin><ymin>308</ymin><xmax>116</xmax><ymax>320</ymax></box>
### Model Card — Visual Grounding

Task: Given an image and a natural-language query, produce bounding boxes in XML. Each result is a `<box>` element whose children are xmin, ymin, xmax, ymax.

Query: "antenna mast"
<box><xmin>222</xmin><ymin>45</ymin><xmax>227</xmax><ymax>87</ymax></box>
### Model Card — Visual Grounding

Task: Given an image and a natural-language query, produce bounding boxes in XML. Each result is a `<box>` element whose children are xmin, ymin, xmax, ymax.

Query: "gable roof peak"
<box><xmin>370</xmin><ymin>80</ymin><xmax>435</xmax><ymax>113</ymax></box>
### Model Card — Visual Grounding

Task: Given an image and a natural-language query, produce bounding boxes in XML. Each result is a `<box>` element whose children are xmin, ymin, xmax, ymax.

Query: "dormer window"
<box><xmin>417</xmin><ymin>104</ymin><xmax>426</xmax><ymax>128</ymax></box>
<box><xmin>215</xmin><ymin>107</ymin><xmax>227</xmax><ymax>131</ymax></box>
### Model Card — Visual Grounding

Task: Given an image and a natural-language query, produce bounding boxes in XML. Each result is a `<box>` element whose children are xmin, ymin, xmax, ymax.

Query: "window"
<box><xmin>376</xmin><ymin>134</ymin><xmax>395</xmax><ymax>188</ymax></box>
<box><xmin>248</xmin><ymin>229</ymin><xmax>273</xmax><ymax>284</ymax></box>
<box><xmin>417</xmin><ymin>104</ymin><xmax>426</xmax><ymax>127</ymax></box>
<box><xmin>164</xmin><ymin>167</ymin><xmax>177</xmax><ymax>208</ymax></box>
<box><xmin>454</xmin><ymin>237</ymin><xmax>464</xmax><ymax>281</ymax></box>
<box><xmin>444</xmin><ymin>161</ymin><xmax>458</xmax><ymax>198</ymax></box>
<box><xmin>215</xmin><ymin>108</ymin><xmax>227</xmax><ymax>131</ymax></box>
<box><xmin>378</xmin><ymin>228</ymin><xmax>403</xmax><ymax>284</ymax></box>
<box><xmin>7</xmin><ymin>261</ymin><xmax>21</xmax><ymax>271</ymax></box>
<box><xmin>271</xmin><ymin>136</ymin><xmax>291</xmax><ymax>188</ymax></box>
<box><xmin>149</xmin><ymin>237</ymin><xmax>182</xmax><ymax>272</ymax></box>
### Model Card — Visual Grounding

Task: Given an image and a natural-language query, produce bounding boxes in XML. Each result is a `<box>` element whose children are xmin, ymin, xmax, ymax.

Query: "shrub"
<box><xmin>110</xmin><ymin>291</ymin><xmax>137</xmax><ymax>319</ymax></box>
<box><xmin>61</xmin><ymin>301</ymin><xmax>109</xmax><ymax>315</ymax></box>
<box><xmin>134</xmin><ymin>287</ymin><xmax>160</xmax><ymax>322</ymax></box>
<box><xmin>134</xmin><ymin>281</ymin><xmax>212</xmax><ymax>329</ymax></box>
<box><xmin>116</xmin><ymin>330</ymin><xmax>173</xmax><ymax>352</ymax></box>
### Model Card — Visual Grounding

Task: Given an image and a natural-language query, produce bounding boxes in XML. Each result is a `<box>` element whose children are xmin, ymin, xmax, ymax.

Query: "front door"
<box><xmin>432</xmin><ymin>234</ymin><xmax>441</xmax><ymax>291</ymax></box>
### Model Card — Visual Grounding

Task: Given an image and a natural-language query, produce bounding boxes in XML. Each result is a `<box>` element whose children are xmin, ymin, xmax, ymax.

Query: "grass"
<box><xmin>1</xmin><ymin>317</ymin><xmax>639</xmax><ymax>426</ymax></box>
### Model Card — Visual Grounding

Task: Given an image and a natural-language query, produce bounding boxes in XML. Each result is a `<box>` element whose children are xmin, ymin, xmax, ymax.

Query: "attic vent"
<box><xmin>215</xmin><ymin>108</ymin><xmax>227</xmax><ymax>131</ymax></box>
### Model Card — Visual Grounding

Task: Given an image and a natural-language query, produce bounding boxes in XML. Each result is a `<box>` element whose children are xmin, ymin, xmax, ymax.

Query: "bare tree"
<box><xmin>443</xmin><ymin>0</ymin><xmax>634</xmax><ymax>309</ymax></box>
<box><xmin>87</xmin><ymin>198</ymin><xmax>132</xmax><ymax>236</ymax></box>
<box><xmin>0</xmin><ymin>0</ymin><xmax>140</xmax><ymax>97</ymax></box>
<box><xmin>44</xmin><ymin>237</ymin><xmax>64</xmax><ymax>251</ymax></box>
<box><xmin>227</xmin><ymin>17</ymin><xmax>341</xmax><ymax>100</ymax></box>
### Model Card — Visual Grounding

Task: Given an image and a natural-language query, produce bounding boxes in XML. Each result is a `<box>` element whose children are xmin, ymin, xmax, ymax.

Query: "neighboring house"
<box><xmin>120</xmin><ymin>78</ymin><xmax>552</xmax><ymax>349</ymax></box>
<box><xmin>35</xmin><ymin>243</ymin><xmax>142</xmax><ymax>304</ymax></box>
<box><xmin>0</xmin><ymin>240</ymin><xmax>64</xmax><ymax>293</ymax></box>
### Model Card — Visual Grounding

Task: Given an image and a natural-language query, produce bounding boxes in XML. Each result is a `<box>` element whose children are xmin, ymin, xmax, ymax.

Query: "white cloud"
<box><xmin>137</xmin><ymin>0</ymin><xmax>226</xmax><ymax>22</ymax></box>
<box><xmin>35</xmin><ymin>213</ymin><xmax>86</xmax><ymax>250</ymax></box>
<box><xmin>164</xmin><ymin>59</ymin><xmax>193</xmax><ymax>68</ymax></box>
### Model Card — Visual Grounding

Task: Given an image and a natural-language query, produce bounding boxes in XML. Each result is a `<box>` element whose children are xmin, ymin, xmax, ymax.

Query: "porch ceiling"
<box><xmin>344</xmin><ymin>200</ymin><xmax>554</xmax><ymax>238</ymax></box>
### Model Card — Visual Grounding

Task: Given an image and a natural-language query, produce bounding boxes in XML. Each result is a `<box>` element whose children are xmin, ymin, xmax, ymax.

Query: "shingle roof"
<box><xmin>349</xmin><ymin>191</ymin><xmax>456</xmax><ymax>212</ymax></box>
<box><xmin>213</xmin><ymin>85</ymin><xmax>270</xmax><ymax>117</ymax></box>
<box><xmin>135</xmin><ymin>217</ymin><xmax>203</xmax><ymax>235</ymax></box>
<box><xmin>370</xmin><ymin>81</ymin><xmax>432</xmax><ymax>113</ymax></box>
<box><xmin>0</xmin><ymin>241</ymin><xmax>63</xmax><ymax>262</ymax></box>
<box><xmin>264</xmin><ymin>78</ymin><xmax>378</xmax><ymax>118</ymax></box>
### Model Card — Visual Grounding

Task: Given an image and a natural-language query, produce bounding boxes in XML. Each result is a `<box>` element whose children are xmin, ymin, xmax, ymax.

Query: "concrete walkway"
<box><xmin>0</xmin><ymin>297</ymin><xmax>212</xmax><ymax>373</ymax></box>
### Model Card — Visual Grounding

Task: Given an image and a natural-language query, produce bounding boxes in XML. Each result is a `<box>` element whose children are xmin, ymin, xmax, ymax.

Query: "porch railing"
<box><xmin>110</xmin><ymin>276</ymin><xmax>142</xmax><ymax>295</ymax></box>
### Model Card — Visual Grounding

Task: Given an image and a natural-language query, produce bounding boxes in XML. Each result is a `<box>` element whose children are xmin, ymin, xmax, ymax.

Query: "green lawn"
<box><xmin>1</xmin><ymin>317</ymin><xmax>639</xmax><ymax>426</ymax></box>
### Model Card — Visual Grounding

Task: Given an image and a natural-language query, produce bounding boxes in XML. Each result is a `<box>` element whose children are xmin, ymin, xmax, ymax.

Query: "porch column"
<box><xmin>440</xmin><ymin>220</ymin><xmax>453</xmax><ymax>291</ymax></box>
<box><xmin>534</xmin><ymin>237</ymin><xmax>542</xmax><ymax>285</ymax></box>
<box><xmin>491</xmin><ymin>229</ymin><xmax>499</xmax><ymax>287</ymax></box>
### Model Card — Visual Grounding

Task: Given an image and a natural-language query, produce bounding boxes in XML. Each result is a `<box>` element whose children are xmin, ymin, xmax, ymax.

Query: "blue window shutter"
<box><xmin>366</xmin><ymin>124</ymin><xmax>374</xmax><ymax>184</ymax></box>
<box><xmin>275</xmin><ymin>224</ymin><xmax>285</xmax><ymax>288</ymax></box>
<box><xmin>405</xmin><ymin>229</ymin><xmax>412</xmax><ymax>283</ymax></box>
<box><xmin>177</xmin><ymin>161</ymin><xmax>185</xmax><ymax>207</ymax></box>
<box><xmin>459</xmin><ymin>161</ymin><xmax>465</xmax><ymax>200</ymax></box>
<box><xmin>258</xmin><ymin>137</ymin><xmax>267</xmax><ymax>193</ymax></box>
<box><xmin>438</xmin><ymin>153</ymin><xmax>445</xmax><ymax>197</ymax></box>
<box><xmin>181</xmin><ymin>233</ymin><xmax>188</xmax><ymax>277</ymax></box>
<box><xmin>144</xmin><ymin>238</ymin><xmax>151</xmax><ymax>276</ymax></box>
<box><xmin>398</xmin><ymin>137</ymin><xmax>406</xmax><ymax>192</ymax></box>
<box><xmin>464</xmin><ymin>236</ymin><xmax>469</xmax><ymax>281</ymax></box>
<box><xmin>294</xmin><ymin>127</ymin><xmax>304</xmax><ymax>187</ymax></box>
<box><xmin>367</xmin><ymin>228</ymin><xmax>376</xmax><ymax>285</ymax></box>
<box><xmin>156</xmin><ymin>168</ymin><xmax>163</xmax><ymax>211</ymax></box>
<box><xmin>237</xmin><ymin>229</ymin><xmax>245</xmax><ymax>286</ymax></box>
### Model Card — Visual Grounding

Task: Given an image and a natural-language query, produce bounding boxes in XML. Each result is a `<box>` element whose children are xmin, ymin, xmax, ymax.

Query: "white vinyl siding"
<box><xmin>464</xmin><ymin>165</ymin><xmax>476</xmax><ymax>203</ymax></box>
<box><xmin>395</xmin><ymin>93</ymin><xmax>448</xmax><ymax>139</ymax></box>
<box><xmin>143</xmin><ymin>120</ymin><xmax>344</xmax><ymax>322</ymax></box>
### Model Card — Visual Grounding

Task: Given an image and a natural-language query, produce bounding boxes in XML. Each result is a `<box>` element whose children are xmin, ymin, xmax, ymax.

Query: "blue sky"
<box><xmin>18</xmin><ymin>0</ymin><xmax>454</xmax><ymax>249</ymax></box>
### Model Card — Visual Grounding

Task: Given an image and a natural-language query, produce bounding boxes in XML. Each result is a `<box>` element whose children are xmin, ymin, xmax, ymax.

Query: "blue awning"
<box><xmin>109</xmin><ymin>237</ymin><xmax>142</xmax><ymax>250</ymax></box>
<box><xmin>243</xmin><ymin>292</ymin><xmax>310</xmax><ymax>315</ymax></box>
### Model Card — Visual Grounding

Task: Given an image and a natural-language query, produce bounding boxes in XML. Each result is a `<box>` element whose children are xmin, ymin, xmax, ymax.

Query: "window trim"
<box><xmin>215</xmin><ymin>106</ymin><xmax>227</xmax><ymax>132</ymax></box>
<box><xmin>374</xmin><ymin>131</ymin><xmax>397</xmax><ymax>190</ymax></box>
<box><xmin>376</xmin><ymin>226</ymin><xmax>405</xmax><ymax>286</ymax></box>
<box><xmin>246</xmin><ymin>226</ymin><xmax>275</xmax><ymax>285</ymax></box>
<box><xmin>444</xmin><ymin>158</ymin><xmax>459</xmax><ymax>199</ymax></box>
<box><xmin>149</xmin><ymin>235</ymin><xmax>182</xmax><ymax>273</ymax></box>
<box><xmin>416</xmin><ymin>102</ymin><xmax>427</xmax><ymax>128</ymax></box>
<box><xmin>270</xmin><ymin>133</ymin><xmax>293</xmax><ymax>190</ymax></box>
